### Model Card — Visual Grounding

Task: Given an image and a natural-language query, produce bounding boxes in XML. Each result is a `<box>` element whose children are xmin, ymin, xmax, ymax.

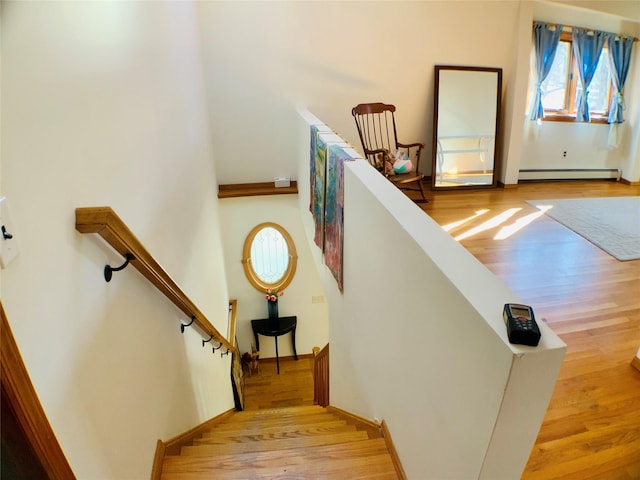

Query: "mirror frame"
<box><xmin>431</xmin><ymin>65</ymin><xmax>502</xmax><ymax>190</ymax></box>
<box><xmin>242</xmin><ymin>222</ymin><xmax>298</xmax><ymax>293</ymax></box>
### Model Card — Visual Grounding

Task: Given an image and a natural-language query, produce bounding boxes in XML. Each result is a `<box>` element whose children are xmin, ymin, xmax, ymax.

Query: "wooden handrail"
<box><xmin>228</xmin><ymin>299</ymin><xmax>238</xmax><ymax>348</ymax></box>
<box><xmin>313</xmin><ymin>343</ymin><xmax>329</xmax><ymax>407</ymax></box>
<box><xmin>75</xmin><ymin>207</ymin><xmax>234</xmax><ymax>352</ymax></box>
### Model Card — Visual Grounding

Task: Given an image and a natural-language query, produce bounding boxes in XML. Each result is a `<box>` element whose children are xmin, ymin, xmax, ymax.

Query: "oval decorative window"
<box><xmin>242</xmin><ymin>222</ymin><xmax>298</xmax><ymax>292</ymax></box>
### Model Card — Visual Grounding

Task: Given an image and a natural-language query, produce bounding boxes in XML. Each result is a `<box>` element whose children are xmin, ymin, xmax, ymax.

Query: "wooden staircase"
<box><xmin>159</xmin><ymin>405</ymin><xmax>400</xmax><ymax>479</ymax></box>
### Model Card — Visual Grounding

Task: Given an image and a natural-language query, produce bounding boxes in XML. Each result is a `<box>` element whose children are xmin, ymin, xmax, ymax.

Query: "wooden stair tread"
<box><xmin>161</xmin><ymin>453</ymin><xmax>398</xmax><ymax>479</ymax></box>
<box><xmin>234</xmin><ymin>405</ymin><xmax>325</xmax><ymax>418</ymax></box>
<box><xmin>181</xmin><ymin>430</ymin><xmax>370</xmax><ymax>456</ymax></box>
<box><xmin>194</xmin><ymin>423</ymin><xmax>357</xmax><ymax>444</ymax></box>
<box><xmin>201</xmin><ymin>419</ymin><xmax>349</xmax><ymax>437</ymax></box>
<box><xmin>160</xmin><ymin>404</ymin><xmax>399</xmax><ymax>479</ymax></box>
<box><xmin>207</xmin><ymin>412</ymin><xmax>340</xmax><ymax>430</ymax></box>
<box><xmin>164</xmin><ymin>438</ymin><xmax>391</xmax><ymax>471</ymax></box>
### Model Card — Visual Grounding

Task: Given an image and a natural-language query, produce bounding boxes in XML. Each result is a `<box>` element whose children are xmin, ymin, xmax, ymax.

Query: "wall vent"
<box><xmin>519</xmin><ymin>168</ymin><xmax>620</xmax><ymax>182</ymax></box>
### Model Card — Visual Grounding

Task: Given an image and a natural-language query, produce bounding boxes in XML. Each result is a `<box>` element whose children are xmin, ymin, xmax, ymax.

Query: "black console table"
<box><xmin>251</xmin><ymin>316</ymin><xmax>298</xmax><ymax>374</ymax></box>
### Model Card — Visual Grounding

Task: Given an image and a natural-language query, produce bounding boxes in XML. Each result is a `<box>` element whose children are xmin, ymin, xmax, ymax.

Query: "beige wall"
<box><xmin>1</xmin><ymin>2</ymin><xmax>234</xmax><ymax>478</ymax></box>
<box><xmin>196</xmin><ymin>1</ymin><xmax>639</xmax><ymax>186</ymax></box>
<box><xmin>196</xmin><ymin>1</ymin><xmax>521</xmax><ymax>183</ymax></box>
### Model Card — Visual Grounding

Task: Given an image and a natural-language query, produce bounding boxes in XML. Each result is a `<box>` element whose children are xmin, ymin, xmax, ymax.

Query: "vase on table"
<box><xmin>267</xmin><ymin>300</ymin><xmax>278</xmax><ymax>319</ymax></box>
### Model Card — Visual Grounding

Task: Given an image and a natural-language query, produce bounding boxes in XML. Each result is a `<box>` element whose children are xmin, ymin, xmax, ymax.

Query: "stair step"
<box><xmin>209</xmin><ymin>412</ymin><xmax>340</xmax><ymax>431</ymax></box>
<box><xmin>160</xmin><ymin>404</ymin><xmax>399</xmax><ymax>479</ymax></box>
<box><xmin>201</xmin><ymin>419</ymin><xmax>349</xmax><ymax>437</ymax></box>
<box><xmin>163</xmin><ymin>437</ymin><xmax>391</xmax><ymax>472</ymax></box>
<box><xmin>242</xmin><ymin>398</ymin><xmax>315</xmax><ymax>409</ymax></box>
<box><xmin>194</xmin><ymin>423</ymin><xmax>357</xmax><ymax>444</ymax></box>
<box><xmin>181</xmin><ymin>430</ymin><xmax>370</xmax><ymax>456</ymax></box>
<box><xmin>231</xmin><ymin>405</ymin><xmax>325</xmax><ymax>419</ymax></box>
<box><xmin>161</xmin><ymin>452</ymin><xmax>397</xmax><ymax>479</ymax></box>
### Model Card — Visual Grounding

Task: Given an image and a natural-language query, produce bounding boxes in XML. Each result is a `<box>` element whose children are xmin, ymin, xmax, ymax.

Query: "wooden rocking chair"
<box><xmin>352</xmin><ymin>102</ymin><xmax>427</xmax><ymax>202</ymax></box>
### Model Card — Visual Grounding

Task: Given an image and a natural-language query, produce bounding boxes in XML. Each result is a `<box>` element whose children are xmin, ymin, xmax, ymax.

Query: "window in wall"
<box><xmin>540</xmin><ymin>31</ymin><xmax>611</xmax><ymax>123</ymax></box>
<box><xmin>242</xmin><ymin>222</ymin><xmax>297</xmax><ymax>293</ymax></box>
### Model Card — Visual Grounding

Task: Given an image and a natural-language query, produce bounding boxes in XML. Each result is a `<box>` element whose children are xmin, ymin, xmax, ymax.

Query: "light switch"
<box><xmin>0</xmin><ymin>197</ymin><xmax>20</xmax><ymax>268</ymax></box>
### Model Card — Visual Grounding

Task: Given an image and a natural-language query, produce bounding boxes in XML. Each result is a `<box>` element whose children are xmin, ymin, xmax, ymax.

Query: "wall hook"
<box><xmin>202</xmin><ymin>334</ymin><xmax>214</xmax><ymax>347</ymax></box>
<box><xmin>220</xmin><ymin>348</ymin><xmax>230</xmax><ymax>357</ymax></box>
<box><xmin>1</xmin><ymin>225</ymin><xmax>13</xmax><ymax>240</ymax></box>
<box><xmin>104</xmin><ymin>253</ymin><xmax>135</xmax><ymax>282</ymax></box>
<box><xmin>212</xmin><ymin>342</ymin><xmax>223</xmax><ymax>353</ymax></box>
<box><xmin>180</xmin><ymin>316</ymin><xmax>195</xmax><ymax>334</ymax></box>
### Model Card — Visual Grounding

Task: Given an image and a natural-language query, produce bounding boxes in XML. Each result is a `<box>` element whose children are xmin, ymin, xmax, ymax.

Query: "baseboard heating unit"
<box><xmin>519</xmin><ymin>168</ymin><xmax>621</xmax><ymax>182</ymax></box>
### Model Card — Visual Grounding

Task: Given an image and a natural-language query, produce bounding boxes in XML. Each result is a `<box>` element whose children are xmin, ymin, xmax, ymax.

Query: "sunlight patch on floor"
<box><xmin>442</xmin><ymin>209</ymin><xmax>490</xmax><ymax>232</ymax></box>
<box><xmin>494</xmin><ymin>205</ymin><xmax>552</xmax><ymax>240</ymax></box>
<box><xmin>454</xmin><ymin>208</ymin><xmax>522</xmax><ymax>241</ymax></box>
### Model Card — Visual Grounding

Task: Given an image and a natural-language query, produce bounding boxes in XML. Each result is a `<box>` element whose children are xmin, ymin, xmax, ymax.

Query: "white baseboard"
<box><xmin>519</xmin><ymin>168</ymin><xmax>620</xmax><ymax>181</ymax></box>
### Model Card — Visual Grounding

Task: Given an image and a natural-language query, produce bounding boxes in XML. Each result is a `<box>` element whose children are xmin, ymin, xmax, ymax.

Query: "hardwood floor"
<box><xmin>417</xmin><ymin>181</ymin><xmax>640</xmax><ymax>479</ymax></box>
<box><xmin>243</xmin><ymin>356</ymin><xmax>316</xmax><ymax>410</ymax></box>
<box><xmin>244</xmin><ymin>181</ymin><xmax>640</xmax><ymax>478</ymax></box>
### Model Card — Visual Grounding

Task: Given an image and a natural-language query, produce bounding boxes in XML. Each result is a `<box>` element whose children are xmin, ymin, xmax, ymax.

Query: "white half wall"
<box><xmin>296</xmin><ymin>110</ymin><xmax>566</xmax><ymax>479</ymax></box>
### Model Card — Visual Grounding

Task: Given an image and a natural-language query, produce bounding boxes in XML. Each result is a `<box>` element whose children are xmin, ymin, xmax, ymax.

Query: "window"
<box><xmin>540</xmin><ymin>31</ymin><xmax>611</xmax><ymax>123</ymax></box>
<box><xmin>242</xmin><ymin>222</ymin><xmax>297</xmax><ymax>293</ymax></box>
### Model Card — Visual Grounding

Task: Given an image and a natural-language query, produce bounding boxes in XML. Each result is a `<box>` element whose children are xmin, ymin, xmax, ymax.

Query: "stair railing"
<box><xmin>313</xmin><ymin>343</ymin><xmax>329</xmax><ymax>407</ymax></box>
<box><xmin>75</xmin><ymin>207</ymin><xmax>234</xmax><ymax>352</ymax></box>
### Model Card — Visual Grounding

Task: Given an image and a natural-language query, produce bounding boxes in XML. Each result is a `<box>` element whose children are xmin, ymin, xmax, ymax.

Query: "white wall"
<box><xmin>218</xmin><ymin>196</ymin><xmax>328</xmax><ymax>359</ymax></box>
<box><xmin>197</xmin><ymin>1</ymin><xmax>521</xmax><ymax>183</ymax></box>
<box><xmin>197</xmin><ymin>1</ymin><xmax>639</xmax><ymax>188</ymax></box>
<box><xmin>296</xmin><ymin>110</ymin><xmax>566</xmax><ymax>479</ymax></box>
<box><xmin>1</xmin><ymin>2</ymin><xmax>234</xmax><ymax>478</ymax></box>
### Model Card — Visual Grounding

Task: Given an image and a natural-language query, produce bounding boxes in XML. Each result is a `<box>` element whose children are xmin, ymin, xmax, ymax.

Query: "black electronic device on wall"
<box><xmin>503</xmin><ymin>303</ymin><xmax>541</xmax><ymax>347</ymax></box>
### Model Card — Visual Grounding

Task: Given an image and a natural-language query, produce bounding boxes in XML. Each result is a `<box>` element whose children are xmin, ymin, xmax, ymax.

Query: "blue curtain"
<box><xmin>605</xmin><ymin>34</ymin><xmax>634</xmax><ymax>124</ymax></box>
<box><xmin>530</xmin><ymin>22</ymin><xmax>563</xmax><ymax>121</ymax></box>
<box><xmin>572</xmin><ymin>28</ymin><xmax>606</xmax><ymax>122</ymax></box>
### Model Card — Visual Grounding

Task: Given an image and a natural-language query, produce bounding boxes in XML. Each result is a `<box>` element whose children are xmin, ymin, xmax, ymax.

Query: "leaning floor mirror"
<box><xmin>432</xmin><ymin>65</ymin><xmax>502</xmax><ymax>189</ymax></box>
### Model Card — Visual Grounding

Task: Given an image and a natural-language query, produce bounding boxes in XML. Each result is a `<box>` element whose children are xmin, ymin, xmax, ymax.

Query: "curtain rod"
<box><xmin>532</xmin><ymin>21</ymin><xmax>638</xmax><ymax>42</ymax></box>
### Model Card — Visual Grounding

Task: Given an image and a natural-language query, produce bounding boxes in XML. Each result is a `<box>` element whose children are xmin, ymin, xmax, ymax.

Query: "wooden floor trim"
<box><xmin>381</xmin><ymin>419</ymin><xmax>407</xmax><ymax>480</ymax></box>
<box><xmin>159</xmin><ymin>408</ymin><xmax>236</xmax><ymax>456</ymax></box>
<box><xmin>620</xmin><ymin>177</ymin><xmax>640</xmax><ymax>186</ymax></box>
<box><xmin>150</xmin><ymin>440</ymin><xmax>165</xmax><ymax>480</ymax></box>
<box><xmin>327</xmin><ymin>405</ymin><xmax>380</xmax><ymax>430</ymax></box>
<box><xmin>1</xmin><ymin>302</ymin><xmax>77</xmax><ymax>479</ymax></box>
<box><xmin>631</xmin><ymin>355</ymin><xmax>640</xmax><ymax>373</ymax></box>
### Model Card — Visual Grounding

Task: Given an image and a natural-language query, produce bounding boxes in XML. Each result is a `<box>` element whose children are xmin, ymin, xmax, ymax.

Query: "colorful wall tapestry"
<box><xmin>309</xmin><ymin>125</ymin><xmax>355</xmax><ymax>292</ymax></box>
<box><xmin>309</xmin><ymin>124</ymin><xmax>320</xmax><ymax>214</ymax></box>
<box><xmin>324</xmin><ymin>144</ymin><xmax>353</xmax><ymax>292</ymax></box>
<box><xmin>311</xmin><ymin>128</ymin><xmax>327</xmax><ymax>249</ymax></box>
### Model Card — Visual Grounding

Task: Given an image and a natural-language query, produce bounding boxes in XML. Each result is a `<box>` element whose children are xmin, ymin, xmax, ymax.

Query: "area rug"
<box><xmin>526</xmin><ymin>197</ymin><xmax>640</xmax><ymax>261</ymax></box>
